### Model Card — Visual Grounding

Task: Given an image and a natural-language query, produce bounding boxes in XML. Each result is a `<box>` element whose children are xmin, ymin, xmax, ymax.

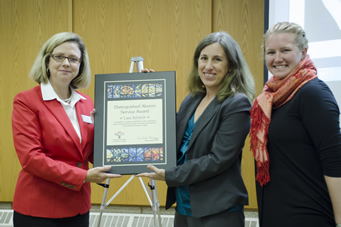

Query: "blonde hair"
<box><xmin>262</xmin><ymin>22</ymin><xmax>308</xmax><ymax>54</ymax></box>
<box><xmin>188</xmin><ymin>31</ymin><xmax>255</xmax><ymax>103</ymax></box>
<box><xmin>29</xmin><ymin>32</ymin><xmax>91</xmax><ymax>89</ymax></box>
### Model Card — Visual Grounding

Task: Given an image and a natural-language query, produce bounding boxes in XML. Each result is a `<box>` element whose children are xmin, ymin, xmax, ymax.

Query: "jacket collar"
<box><xmin>41</xmin><ymin>80</ymin><xmax>86</xmax><ymax>106</ymax></box>
<box><xmin>177</xmin><ymin>93</ymin><xmax>221</xmax><ymax>152</ymax></box>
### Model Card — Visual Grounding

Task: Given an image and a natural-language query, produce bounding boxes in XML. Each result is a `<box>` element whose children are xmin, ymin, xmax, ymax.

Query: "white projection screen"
<box><xmin>267</xmin><ymin>0</ymin><xmax>341</xmax><ymax>120</ymax></box>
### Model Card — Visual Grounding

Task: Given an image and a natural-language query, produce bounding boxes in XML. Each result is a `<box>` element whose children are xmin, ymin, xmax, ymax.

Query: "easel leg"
<box><xmin>97</xmin><ymin>178</ymin><xmax>110</xmax><ymax>227</ymax></box>
<box><xmin>139</xmin><ymin>178</ymin><xmax>162</xmax><ymax>227</ymax></box>
<box><xmin>96</xmin><ymin>175</ymin><xmax>135</xmax><ymax>227</ymax></box>
<box><xmin>150</xmin><ymin>179</ymin><xmax>162</xmax><ymax>227</ymax></box>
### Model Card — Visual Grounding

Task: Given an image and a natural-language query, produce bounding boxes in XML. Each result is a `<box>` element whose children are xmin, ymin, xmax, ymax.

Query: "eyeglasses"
<box><xmin>50</xmin><ymin>54</ymin><xmax>82</xmax><ymax>64</ymax></box>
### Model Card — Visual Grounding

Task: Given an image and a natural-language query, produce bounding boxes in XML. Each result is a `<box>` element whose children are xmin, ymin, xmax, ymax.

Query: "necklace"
<box><xmin>64</xmin><ymin>96</ymin><xmax>71</xmax><ymax>103</ymax></box>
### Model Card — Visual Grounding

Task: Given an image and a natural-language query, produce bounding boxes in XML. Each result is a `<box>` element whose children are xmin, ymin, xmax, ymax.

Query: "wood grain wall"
<box><xmin>0</xmin><ymin>0</ymin><xmax>264</xmax><ymax>210</ymax></box>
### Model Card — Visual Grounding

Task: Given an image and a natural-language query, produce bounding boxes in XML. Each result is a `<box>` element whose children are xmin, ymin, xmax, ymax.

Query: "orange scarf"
<box><xmin>250</xmin><ymin>55</ymin><xmax>317</xmax><ymax>186</ymax></box>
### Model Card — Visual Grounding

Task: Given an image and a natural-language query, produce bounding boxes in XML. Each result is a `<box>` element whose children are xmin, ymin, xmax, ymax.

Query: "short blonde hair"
<box><xmin>262</xmin><ymin>22</ymin><xmax>308</xmax><ymax>54</ymax></box>
<box><xmin>188</xmin><ymin>31</ymin><xmax>255</xmax><ymax>103</ymax></box>
<box><xmin>29</xmin><ymin>32</ymin><xmax>91</xmax><ymax>89</ymax></box>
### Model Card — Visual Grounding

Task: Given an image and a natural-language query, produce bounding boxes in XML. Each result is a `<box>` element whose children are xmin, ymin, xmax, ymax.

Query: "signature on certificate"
<box><xmin>137</xmin><ymin>136</ymin><xmax>159</xmax><ymax>141</ymax></box>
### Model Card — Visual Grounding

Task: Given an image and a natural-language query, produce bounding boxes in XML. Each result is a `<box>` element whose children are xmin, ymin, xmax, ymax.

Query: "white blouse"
<box><xmin>40</xmin><ymin>81</ymin><xmax>86</xmax><ymax>142</ymax></box>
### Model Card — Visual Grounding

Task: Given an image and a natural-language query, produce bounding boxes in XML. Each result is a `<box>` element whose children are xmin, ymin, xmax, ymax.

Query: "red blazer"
<box><xmin>12</xmin><ymin>85</ymin><xmax>94</xmax><ymax>218</ymax></box>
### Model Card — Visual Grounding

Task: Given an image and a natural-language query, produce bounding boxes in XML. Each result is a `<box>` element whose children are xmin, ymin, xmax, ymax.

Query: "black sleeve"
<box><xmin>300</xmin><ymin>79</ymin><xmax>341</xmax><ymax>177</ymax></box>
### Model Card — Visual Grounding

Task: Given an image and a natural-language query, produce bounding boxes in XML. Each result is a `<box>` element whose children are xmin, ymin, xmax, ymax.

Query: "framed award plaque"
<box><xmin>93</xmin><ymin>71</ymin><xmax>176</xmax><ymax>174</ymax></box>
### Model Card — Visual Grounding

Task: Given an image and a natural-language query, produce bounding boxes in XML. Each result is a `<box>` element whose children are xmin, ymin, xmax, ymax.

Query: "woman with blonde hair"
<box><xmin>250</xmin><ymin>22</ymin><xmax>341</xmax><ymax>227</ymax></box>
<box><xmin>12</xmin><ymin>32</ymin><xmax>121</xmax><ymax>227</ymax></box>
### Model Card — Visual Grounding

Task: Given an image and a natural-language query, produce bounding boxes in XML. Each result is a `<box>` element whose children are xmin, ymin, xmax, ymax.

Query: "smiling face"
<box><xmin>198</xmin><ymin>42</ymin><xmax>229</xmax><ymax>94</ymax></box>
<box><xmin>48</xmin><ymin>41</ymin><xmax>81</xmax><ymax>88</ymax></box>
<box><xmin>265</xmin><ymin>33</ymin><xmax>307</xmax><ymax>79</ymax></box>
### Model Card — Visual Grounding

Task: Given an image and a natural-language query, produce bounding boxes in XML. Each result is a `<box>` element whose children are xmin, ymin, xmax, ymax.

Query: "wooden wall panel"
<box><xmin>73</xmin><ymin>0</ymin><xmax>212</xmax><ymax>206</ymax></box>
<box><xmin>0</xmin><ymin>0</ymin><xmax>69</xmax><ymax>202</ymax></box>
<box><xmin>1</xmin><ymin>0</ymin><xmax>265</xmax><ymax>211</ymax></box>
<box><xmin>213</xmin><ymin>0</ymin><xmax>265</xmax><ymax>210</ymax></box>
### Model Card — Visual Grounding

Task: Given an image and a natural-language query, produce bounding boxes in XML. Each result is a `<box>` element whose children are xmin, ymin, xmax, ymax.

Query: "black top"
<box><xmin>257</xmin><ymin>78</ymin><xmax>341</xmax><ymax>227</ymax></box>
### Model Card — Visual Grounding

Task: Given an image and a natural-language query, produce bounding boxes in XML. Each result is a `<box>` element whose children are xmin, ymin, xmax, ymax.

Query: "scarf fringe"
<box><xmin>255</xmin><ymin>161</ymin><xmax>270</xmax><ymax>187</ymax></box>
<box><xmin>250</xmin><ymin>99</ymin><xmax>271</xmax><ymax>186</ymax></box>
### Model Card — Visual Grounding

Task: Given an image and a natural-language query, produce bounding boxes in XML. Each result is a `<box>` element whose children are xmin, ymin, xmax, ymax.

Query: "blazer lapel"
<box><xmin>187</xmin><ymin>96</ymin><xmax>221</xmax><ymax>152</ymax></box>
<box><xmin>176</xmin><ymin>94</ymin><xmax>204</xmax><ymax>151</ymax></box>
<box><xmin>43</xmin><ymin>99</ymin><xmax>83</xmax><ymax>155</ymax></box>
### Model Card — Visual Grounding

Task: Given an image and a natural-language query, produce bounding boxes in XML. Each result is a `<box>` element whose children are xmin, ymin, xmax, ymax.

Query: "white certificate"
<box><xmin>106</xmin><ymin>99</ymin><xmax>163</xmax><ymax>145</ymax></box>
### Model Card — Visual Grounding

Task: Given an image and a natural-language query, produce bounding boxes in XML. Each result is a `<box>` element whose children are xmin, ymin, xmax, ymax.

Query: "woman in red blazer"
<box><xmin>11</xmin><ymin>32</ymin><xmax>121</xmax><ymax>227</ymax></box>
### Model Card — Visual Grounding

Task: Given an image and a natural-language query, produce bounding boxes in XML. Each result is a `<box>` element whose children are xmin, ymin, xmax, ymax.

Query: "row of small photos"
<box><xmin>106</xmin><ymin>147</ymin><xmax>164</xmax><ymax>163</ymax></box>
<box><xmin>107</xmin><ymin>84</ymin><xmax>163</xmax><ymax>99</ymax></box>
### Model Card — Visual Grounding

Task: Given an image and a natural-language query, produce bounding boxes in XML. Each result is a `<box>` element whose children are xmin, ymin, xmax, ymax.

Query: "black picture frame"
<box><xmin>93</xmin><ymin>71</ymin><xmax>177</xmax><ymax>174</ymax></box>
